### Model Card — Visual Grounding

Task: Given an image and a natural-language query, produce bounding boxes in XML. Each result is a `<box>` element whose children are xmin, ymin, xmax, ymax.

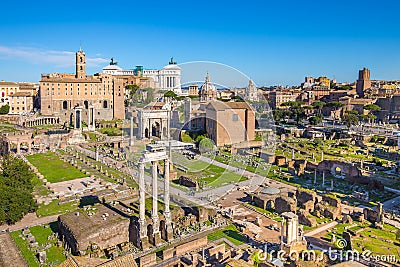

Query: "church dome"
<box><xmin>201</xmin><ymin>73</ymin><xmax>216</xmax><ymax>92</ymax></box>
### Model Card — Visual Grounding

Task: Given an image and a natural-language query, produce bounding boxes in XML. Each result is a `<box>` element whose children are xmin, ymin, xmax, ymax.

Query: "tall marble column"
<box><xmin>152</xmin><ymin>161</ymin><xmax>161</xmax><ymax>245</ymax></box>
<box><xmin>164</xmin><ymin>158</ymin><xmax>173</xmax><ymax>240</ymax></box>
<box><xmin>130</xmin><ymin>117</ymin><xmax>134</xmax><ymax>146</ymax></box>
<box><xmin>87</xmin><ymin>107</ymin><xmax>91</xmax><ymax>130</ymax></box>
<box><xmin>16</xmin><ymin>142</ymin><xmax>21</xmax><ymax>155</ymax></box>
<box><xmin>138</xmin><ymin>162</ymin><xmax>147</xmax><ymax>239</ymax></box>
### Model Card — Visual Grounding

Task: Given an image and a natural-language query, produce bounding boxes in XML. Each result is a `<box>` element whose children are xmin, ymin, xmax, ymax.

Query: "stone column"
<box><xmin>138</xmin><ymin>162</ymin><xmax>148</xmax><ymax>240</ymax></box>
<box><xmin>16</xmin><ymin>142</ymin><xmax>21</xmax><ymax>155</ymax></box>
<box><xmin>95</xmin><ymin>146</ymin><xmax>99</xmax><ymax>161</ymax></box>
<box><xmin>91</xmin><ymin>107</ymin><xmax>95</xmax><ymax>130</ymax></box>
<box><xmin>87</xmin><ymin>107</ymin><xmax>91</xmax><ymax>130</ymax></box>
<box><xmin>164</xmin><ymin>158</ymin><xmax>173</xmax><ymax>240</ymax></box>
<box><xmin>130</xmin><ymin>116</ymin><xmax>134</xmax><ymax>146</ymax></box>
<box><xmin>151</xmin><ymin>161</ymin><xmax>161</xmax><ymax>245</ymax></box>
<box><xmin>280</xmin><ymin>218</ymin><xmax>285</xmax><ymax>244</ymax></box>
<box><xmin>73</xmin><ymin>109</ymin><xmax>77</xmax><ymax>129</ymax></box>
<box><xmin>286</xmin><ymin>218</ymin><xmax>293</xmax><ymax>244</ymax></box>
<box><xmin>322</xmin><ymin>171</ymin><xmax>325</xmax><ymax>187</ymax></box>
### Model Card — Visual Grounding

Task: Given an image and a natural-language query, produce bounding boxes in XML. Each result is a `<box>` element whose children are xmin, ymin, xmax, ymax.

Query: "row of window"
<box><xmin>47</xmin><ymin>92</ymin><xmax>112</xmax><ymax>96</ymax></box>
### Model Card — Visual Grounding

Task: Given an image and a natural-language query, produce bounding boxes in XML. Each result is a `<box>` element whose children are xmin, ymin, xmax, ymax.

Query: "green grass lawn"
<box><xmin>207</xmin><ymin>225</ymin><xmax>244</xmax><ymax>246</ymax></box>
<box><xmin>36</xmin><ymin>199</ymin><xmax>79</xmax><ymax>217</ymax></box>
<box><xmin>11</xmin><ymin>223</ymin><xmax>66</xmax><ymax>267</ymax></box>
<box><xmin>352</xmin><ymin>224</ymin><xmax>400</xmax><ymax>257</ymax></box>
<box><xmin>31</xmin><ymin>175</ymin><xmax>52</xmax><ymax>197</ymax></box>
<box><xmin>26</xmin><ymin>152</ymin><xmax>87</xmax><ymax>183</ymax></box>
<box><xmin>172</xmin><ymin>155</ymin><xmax>247</xmax><ymax>189</ymax></box>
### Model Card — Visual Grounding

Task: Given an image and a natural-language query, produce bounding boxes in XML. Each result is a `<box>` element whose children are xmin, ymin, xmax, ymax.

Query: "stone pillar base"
<box><xmin>165</xmin><ymin>229</ymin><xmax>173</xmax><ymax>241</ymax></box>
<box><xmin>152</xmin><ymin>232</ymin><xmax>162</xmax><ymax>246</ymax></box>
<box><xmin>141</xmin><ymin>236</ymin><xmax>151</xmax><ymax>250</ymax></box>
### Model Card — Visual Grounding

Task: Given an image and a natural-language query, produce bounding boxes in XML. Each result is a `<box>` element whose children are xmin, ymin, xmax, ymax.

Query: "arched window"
<box><xmin>103</xmin><ymin>100</ymin><xmax>108</xmax><ymax>108</ymax></box>
<box><xmin>84</xmin><ymin>101</ymin><xmax>88</xmax><ymax>109</ymax></box>
<box><xmin>62</xmin><ymin>101</ymin><xmax>68</xmax><ymax>110</ymax></box>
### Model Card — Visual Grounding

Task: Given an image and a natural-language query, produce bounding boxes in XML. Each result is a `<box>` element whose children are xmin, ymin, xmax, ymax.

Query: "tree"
<box><xmin>0</xmin><ymin>155</ymin><xmax>37</xmax><ymax>225</ymax></box>
<box><xmin>164</xmin><ymin>90</ymin><xmax>177</xmax><ymax>99</ymax></box>
<box><xmin>0</xmin><ymin>105</ymin><xmax>9</xmax><ymax>115</ymax></box>
<box><xmin>309</xmin><ymin>113</ymin><xmax>324</xmax><ymax>125</ymax></box>
<box><xmin>360</xmin><ymin>114</ymin><xmax>376</xmax><ymax>124</ymax></box>
<box><xmin>311</xmin><ymin>101</ymin><xmax>325</xmax><ymax>113</ymax></box>
<box><xmin>345</xmin><ymin>110</ymin><xmax>359</xmax><ymax>115</ymax></box>
<box><xmin>342</xmin><ymin>114</ymin><xmax>359</xmax><ymax>129</ymax></box>
<box><xmin>199</xmin><ymin>138</ymin><xmax>215</xmax><ymax>153</ymax></box>
<box><xmin>364</xmin><ymin>104</ymin><xmax>381</xmax><ymax>112</ymax></box>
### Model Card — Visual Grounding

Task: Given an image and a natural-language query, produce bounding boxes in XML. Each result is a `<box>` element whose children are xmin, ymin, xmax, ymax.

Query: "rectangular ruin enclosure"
<box><xmin>26</xmin><ymin>152</ymin><xmax>87</xmax><ymax>183</ymax></box>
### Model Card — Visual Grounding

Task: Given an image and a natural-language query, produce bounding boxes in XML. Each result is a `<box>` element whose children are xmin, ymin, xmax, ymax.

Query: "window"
<box><xmin>233</xmin><ymin>114</ymin><xmax>238</xmax><ymax>121</ymax></box>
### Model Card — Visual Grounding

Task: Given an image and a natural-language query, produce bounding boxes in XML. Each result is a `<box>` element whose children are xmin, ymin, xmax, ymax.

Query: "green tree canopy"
<box><xmin>364</xmin><ymin>104</ymin><xmax>381</xmax><ymax>111</ymax></box>
<box><xmin>309</xmin><ymin>113</ymin><xmax>324</xmax><ymax>125</ymax></box>
<box><xmin>311</xmin><ymin>101</ymin><xmax>325</xmax><ymax>110</ymax></box>
<box><xmin>164</xmin><ymin>90</ymin><xmax>178</xmax><ymax>99</ymax></box>
<box><xmin>0</xmin><ymin>155</ymin><xmax>37</xmax><ymax>224</ymax></box>
<box><xmin>342</xmin><ymin>114</ymin><xmax>359</xmax><ymax>128</ymax></box>
<box><xmin>345</xmin><ymin>110</ymin><xmax>359</xmax><ymax>115</ymax></box>
<box><xmin>0</xmin><ymin>105</ymin><xmax>9</xmax><ymax>115</ymax></box>
<box><xmin>326</xmin><ymin>101</ymin><xmax>345</xmax><ymax>109</ymax></box>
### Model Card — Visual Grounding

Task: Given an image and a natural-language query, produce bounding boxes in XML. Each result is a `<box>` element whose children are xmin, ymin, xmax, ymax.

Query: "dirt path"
<box><xmin>304</xmin><ymin>221</ymin><xmax>338</xmax><ymax>237</ymax></box>
<box><xmin>0</xmin><ymin>213</ymin><xmax>58</xmax><ymax>232</ymax></box>
<box><xmin>0</xmin><ymin>233</ymin><xmax>28</xmax><ymax>267</ymax></box>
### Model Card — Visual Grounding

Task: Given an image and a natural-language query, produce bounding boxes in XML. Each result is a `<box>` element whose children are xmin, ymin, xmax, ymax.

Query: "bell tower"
<box><xmin>75</xmin><ymin>48</ymin><xmax>86</xmax><ymax>79</ymax></box>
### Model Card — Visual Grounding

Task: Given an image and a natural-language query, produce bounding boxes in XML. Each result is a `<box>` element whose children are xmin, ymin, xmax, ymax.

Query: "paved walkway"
<box><xmin>0</xmin><ymin>213</ymin><xmax>58</xmax><ymax>232</ymax></box>
<box><xmin>304</xmin><ymin>221</ymin><xmax>338</xmax><ymax>237</ymax></box>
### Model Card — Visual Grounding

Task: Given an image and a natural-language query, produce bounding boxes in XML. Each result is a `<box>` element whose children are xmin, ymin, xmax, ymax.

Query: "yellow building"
<box><xmin>8</xmin><ymin>92</ymin><xmax>34</xmax><ymax>115</ymax></box>
<box><xmin>0</xmin><ymin>81</ymin><xmax>19</xmax><ymax>107</ymax></box>
<box><xmin>317</xmin><ymin>76</ymin><xmax>330</xmax><ymax>89</ymax></box>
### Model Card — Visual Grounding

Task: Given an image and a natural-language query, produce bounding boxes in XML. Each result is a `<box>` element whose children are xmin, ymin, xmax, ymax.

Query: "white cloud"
<box><xmin>0</xmin><ymin>46</ymin><xmax>108</xmax><ymax>67</ymax></box>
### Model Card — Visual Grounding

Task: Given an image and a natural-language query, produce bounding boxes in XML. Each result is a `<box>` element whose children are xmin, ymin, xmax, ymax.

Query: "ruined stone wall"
<box><xmin>176</xmin><ymin>237</ymin><xmax>208</xmax><ymax>256</ymax></box>
<box><xmin>275</xmin><ymin>196</ymin><xmax>296</xmax><ymax>214</ymax></box>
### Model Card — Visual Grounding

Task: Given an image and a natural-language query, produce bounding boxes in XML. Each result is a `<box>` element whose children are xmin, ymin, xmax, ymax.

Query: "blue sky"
<box><xmin>1</xmin><ymin>0</ymin><xmax>400</xmax><ymax>86</ymax></box>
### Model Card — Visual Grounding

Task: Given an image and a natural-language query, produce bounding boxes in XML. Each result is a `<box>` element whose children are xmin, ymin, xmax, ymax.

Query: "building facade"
<box><xmin>40</xmin><ymin>49</ymin><xmax>125</xmax><ymax>125</ymax></box>
<box><xmin>244</xmin><ymin>79</ymin><xmax>259</xmax><ymax>102</ymax></box>
<box><xmin>205</xmin><ymin>101</ymin><xmax>255</xmax><ymax>147</ymax></box>
<box><xmin>0</xmin><ymin>81</ymin><xmax>19</xmax><ymax>107</ymax></box>
<box><xmin>199</xmin><ymin>73</ymin><xmax>217</xmax><ymax>101</ymax></box>
<box><xmin>8</xmin><ymin>92</ymin><xmax>34</xmax><ymax>115</ymax></box>
<box><xmin>142</xmin><ymin>59</ymin><xmax>182</xmax><ymax>94</ymax></box>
